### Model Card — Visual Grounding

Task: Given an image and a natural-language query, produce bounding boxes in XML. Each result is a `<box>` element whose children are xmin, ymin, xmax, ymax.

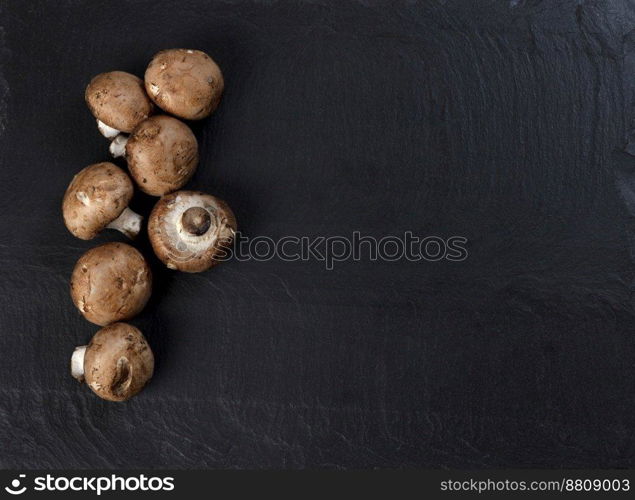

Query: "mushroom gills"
<box><xmin>71</xmin><ymin>345</ymin><xmax>87</xmax><ymax>382</ymax></box>
<box><xmin>97</xmin><ymin>119</ymin><xmax>120</xmax><ymax>139</ymax></box>
<box><xmin>148</xmin><ymin>191</ymin><xmax>237</xmax><ymax>272</ymax></box>
<box><xmin>106</xmin><ymin>207</ymin><xmax>143</xmax><ymax>238</ymax></box>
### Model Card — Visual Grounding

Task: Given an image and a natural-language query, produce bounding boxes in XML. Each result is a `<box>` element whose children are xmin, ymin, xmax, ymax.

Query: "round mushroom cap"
<box><xmin>145</xmin><ymin>49</ymin><xmax>224</xmax><ymax>120</ymax></box>
<box><xmin>148</xmin><ymin>191</ymin><xmax>237</xmax><ymax>273</ymax></box>
<box><xmin>84</xmin><ymin>323</ymin><xmax>154</xmax><ymax>402</ymax></box>
<box><xmin>70</xmin><ymin>242</ymin><xmax>152</xmax><ymax>326</ymax></box>
<box><xmin>63</xmin><ymin>162</ymin><xmax>134</xmax><ymax>240</ymax></box>
<box><xmin>126</xmin><ymin>115</ymin><xmax>198</xmax><ymax>196</ymax></box>
<box><xmin>85</xmin><ymin>71</ymin><xmax>154</xmax><ymax>133</ymax></box>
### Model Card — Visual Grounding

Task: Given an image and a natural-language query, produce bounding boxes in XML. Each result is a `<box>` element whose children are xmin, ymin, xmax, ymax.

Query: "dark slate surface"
<box><xmin>1</xmin><ymin>0</ymin><xmax>635</xmax><ymax>469</ymax></box>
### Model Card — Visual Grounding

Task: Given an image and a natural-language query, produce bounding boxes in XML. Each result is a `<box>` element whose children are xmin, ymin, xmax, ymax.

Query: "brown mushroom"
<box><xmin>63</xmin><ymin>162</ymin><xmax>143</xmax><ymax>240</ymax></box>
<box><xmin>70</xmin><ymin>242</ymin><xmax>152</xmax><ymax>326</ymax></box>
<box><xmin>71</xmin><ymin>322</ymin><xmax>154</xmax><ymax>402</ymax></box>
<box><xmin>144</xmin><ymin>49</ymin><xmax>224</xmax><ymax>120</ymax></box>
<box><xmin>148</xmin><ymin>190</ymin><xmax>236</xmax><ymax>272</ymax></box>
<box><xmin>109</xmin><ymin>115</ymin><xmax>198</xmax><ymax>197</ymax></box>
<box><xmin>85</xmin><ymin>71</ymin><xmax>154</xmax><ymax>138</ymax></box>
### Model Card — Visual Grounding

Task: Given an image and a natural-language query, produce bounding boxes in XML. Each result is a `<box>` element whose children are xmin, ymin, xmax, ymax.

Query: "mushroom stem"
<box><xmin>109</xmin><ymin>134</ymin><xmax>128</xmax><ymax>158</ymax></box>
<box><xmin>107</xmin><ymin>207</ymin><xmax>143</xmax><ymax>238</ymax></box>
<box><xmin>71</xmin><ymin>345</ymin><xmax>87</xmax><ymax>382</ymax></box>
<box><xmin>97</xmin><ymin>119</ymin><xmax>120</xmax><ymax>139</ymax></box>
<box><xmin>181</xmin><ymin>207</ymin><xmax>211</xmax><ymax>235</ymax></box>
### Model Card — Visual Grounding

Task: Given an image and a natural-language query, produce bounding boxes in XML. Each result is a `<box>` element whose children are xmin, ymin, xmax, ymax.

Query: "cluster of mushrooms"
<box><xmin>63</xmin><ymin>49</ymin><xmax>237</xmax><ymax>402</ymax></box>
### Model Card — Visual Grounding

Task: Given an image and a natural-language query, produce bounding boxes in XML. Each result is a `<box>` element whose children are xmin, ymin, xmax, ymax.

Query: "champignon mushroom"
<box><xmin>144</xmin><ymin>49</ymin><xmax>224</xmax><ymax>120</ymax></box>
<box><xmin>70</xmin><ymin>242</ymin><xmax>152</xmax><ymax>326</ymax></box>
<box><xmin>109</xmin><ymin>115</ymin><xmax>198</xmax><ymax>197</ymax></box>
<box><xmin>85</xmin><ymin>71</ymin><xmax>154</xmax><ymax>138</ymax></box>
<box><xmin>63</xmin><ymin>162</ymin><xmax>143</xmax><ymax>240</ymax></box>
<box><xmin>71</xmin><ymin>322</ymin><xmax>154</xmax><ymax>402</ymax></box>
<box><xmin>148</xmin><ymin>190</ymin><xmax>236</xmax><ymax>272</ymax></box>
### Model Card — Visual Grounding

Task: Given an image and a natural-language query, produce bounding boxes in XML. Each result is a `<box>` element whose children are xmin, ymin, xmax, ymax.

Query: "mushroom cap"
<box><xmin>70</xmin><ymin>242</ymin><xmax>152</xmax><ymax>326</ymax></box>
<box><xmin>85</xmin><ymin>71</ymin><xmax>154</xmax><ymax>133</ymax></box>
<box><xmin>84</xmin><ymin>323</ymin><xmax>154</xmax><ymax>402</ymax></box>
<box><xmin>126</xmin><ymin>115</ymin><xmax>198</xmax><ymax>196</ymax></box>
<box><xmin>63</xmin><ymin>162</ymin><xmax>134</xmax><ymax>240</ymax></box>
<box><xmin>144</xmin><ymin>49</ymin><xmax>224</xmax><ymax>120</ymax></box>
<box><xmin>148</xmin><ymin>191</ymin><xmax>237</xmax><ymax>273</ymax></box>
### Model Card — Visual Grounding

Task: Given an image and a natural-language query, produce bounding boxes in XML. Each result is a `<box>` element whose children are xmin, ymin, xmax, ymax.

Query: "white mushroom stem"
<box><xmin>71</xmin><ymin>345</ymin><xmax>87</xmax><ymax>382</ymax></box>
<box><xmin>107</xmin><ymin>207</ymin><xmax>143</xmax><ymax>238</ymax></box>
<box><xmin>97</xmin><ymin>119</ymin><xmax>120</xmax><ymax>139</ymax></box>
<box><xmin>109</xmin><ymin>134</ymin><xmax>128</xmax><ymax>158</ymax></box>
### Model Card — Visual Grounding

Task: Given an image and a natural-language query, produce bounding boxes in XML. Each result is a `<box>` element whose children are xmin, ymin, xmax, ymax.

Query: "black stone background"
<box><xmin>1</xmin><ymin>0</ymin><xmax>635</xmax><ymax>469</ymax></box>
